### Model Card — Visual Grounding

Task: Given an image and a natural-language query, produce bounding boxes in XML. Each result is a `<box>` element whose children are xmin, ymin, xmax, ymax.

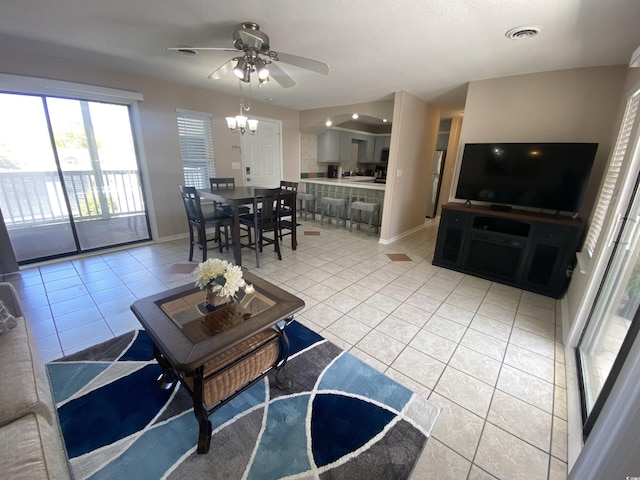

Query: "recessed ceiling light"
<box><xmin>352</xmin><ymin>113</ymin><xmax>359</xmax><ymax>120</ymax></box>
<box><xmin>382</xmin><ymin>119</ymin><xmax>388</xmax><ymax>123</ymax></box>
<box><xmin>325</xmin><ymin>119</ymin><xmax>332</xmax><ymax>127</ymax></box>
<box><xmin>265</xmin><ymin>97</ymin><xmax>276</xmax><ymax>102</ymax></box>
<box><xmin>505</xmin><ymin>25</ymin><xmax>543</xmax><ymax>40</ymax></box>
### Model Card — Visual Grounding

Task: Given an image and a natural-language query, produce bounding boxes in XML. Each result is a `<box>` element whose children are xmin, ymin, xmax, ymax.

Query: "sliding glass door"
<box><xmin>0</xmin><ymin>92</ymin><xmax>150</xmax><ymax>263</ymax></box>
<box><xmin>577</xmin><ymin>173</ymin><xmax>640</xmax><ymax>435</ymax></box>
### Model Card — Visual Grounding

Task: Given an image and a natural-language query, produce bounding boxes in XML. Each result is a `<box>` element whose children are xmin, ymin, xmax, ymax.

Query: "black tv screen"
<box><xmin>455</xmin><ymin>143</ymin><xmax>597</xmax><ymax>212</ymax></box>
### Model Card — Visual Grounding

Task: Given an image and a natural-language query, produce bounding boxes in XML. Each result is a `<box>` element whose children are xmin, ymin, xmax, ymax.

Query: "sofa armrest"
<box><xmin>0</xmin><ymin>283</ymin><xmax>24</xmax><ymax>317</ymax></box>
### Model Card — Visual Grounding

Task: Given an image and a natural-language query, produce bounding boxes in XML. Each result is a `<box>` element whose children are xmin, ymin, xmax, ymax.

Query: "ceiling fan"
<box><xmin>167</xmin><ymin>22</ymin><xmax>330</xmax><ymax>88</ymax></box>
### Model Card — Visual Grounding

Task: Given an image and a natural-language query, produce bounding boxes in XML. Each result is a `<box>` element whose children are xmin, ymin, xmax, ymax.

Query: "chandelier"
<box><xmin>226</xmin><ymin>81</ymin><xmax>258</xmax><ymax>135</ymax></box>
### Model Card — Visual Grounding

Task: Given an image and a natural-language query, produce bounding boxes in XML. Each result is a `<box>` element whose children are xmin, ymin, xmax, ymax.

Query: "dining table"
<box><xmin>197</xmin><ymin>186</ymin><xmax>297</xmax><ymax>266</ymax></box>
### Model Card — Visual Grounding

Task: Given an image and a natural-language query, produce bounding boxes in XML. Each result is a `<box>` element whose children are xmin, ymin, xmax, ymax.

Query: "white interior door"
<box><xmin>241</xmin><ymin>118</ymin><xmax>282</xmax><ymax>188</ymax></box>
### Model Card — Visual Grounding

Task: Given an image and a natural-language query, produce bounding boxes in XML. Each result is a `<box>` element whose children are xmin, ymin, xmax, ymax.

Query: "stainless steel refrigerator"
<box><xmin>426</xmin><ymin>150</ymin><xmax>446</xmax><ymax>218</ymax></box>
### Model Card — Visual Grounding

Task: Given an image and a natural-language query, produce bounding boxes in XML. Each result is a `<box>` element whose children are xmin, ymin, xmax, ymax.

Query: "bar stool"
<box><xmin>349</xmin><ymin>201</ymin><xmax>381</xmax><ymax>236</ymax></box>
<box><xmin>297</xmin><ymin>193</ymin><xmax>315</xmax><ymax>220</ymax></box>
<box><xmin>320</xmin><ymin>197</ymin><xmax>346</xmax><ymax>228</ymax></box>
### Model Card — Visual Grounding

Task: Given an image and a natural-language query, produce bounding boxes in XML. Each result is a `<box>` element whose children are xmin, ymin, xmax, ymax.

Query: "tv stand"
<box><xmin>489</xmin><ymin>204</ymin><xmax>512</xmax><ymax>212</ymax></box>
<box><xmin>433</xmin><ymin>203</ymin><xmax>583</xmax><ymax>298</ymax></box>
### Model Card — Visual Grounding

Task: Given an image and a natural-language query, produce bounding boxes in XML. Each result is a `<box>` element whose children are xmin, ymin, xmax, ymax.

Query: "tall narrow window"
<box><xmin>582</xmin><ymin>91</ymin><xmax>640</xmax><ymax>259</ymax></box>
<box><xmin>176</xmin><ymin>109</ymin><xmax>215</xmax><ymax>189</ymax></box>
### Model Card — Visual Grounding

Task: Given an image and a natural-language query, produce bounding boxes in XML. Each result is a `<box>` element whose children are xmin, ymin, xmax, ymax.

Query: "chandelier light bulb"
<box><xmin>236</xmin><ymin>115</ymin><xmax>248</xmax><ymax>129</ymax></box>
<box><xmin>247</xmin><ymin>118</ymin><xmax>259</xmax><ymax>133</ymax></box>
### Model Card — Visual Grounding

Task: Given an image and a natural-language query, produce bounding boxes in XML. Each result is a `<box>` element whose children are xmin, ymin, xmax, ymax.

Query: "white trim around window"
<box><xmin>0</xmin><ymin>73</ymin><xmax>143</xmax><ymax>103</ymax></box>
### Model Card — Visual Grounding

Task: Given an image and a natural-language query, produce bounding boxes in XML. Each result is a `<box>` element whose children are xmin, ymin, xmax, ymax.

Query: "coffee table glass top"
<box><xmin>159</xmin><ymin>289</ymin><xmax>277</xmax><ymax>344</ymax></box>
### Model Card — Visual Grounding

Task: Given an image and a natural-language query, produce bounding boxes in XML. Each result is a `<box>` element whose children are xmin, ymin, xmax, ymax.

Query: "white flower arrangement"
<box><xmin>192</xmin><ymin>258</ymin><xmax>254</xmax><ymax>299</ymax></box>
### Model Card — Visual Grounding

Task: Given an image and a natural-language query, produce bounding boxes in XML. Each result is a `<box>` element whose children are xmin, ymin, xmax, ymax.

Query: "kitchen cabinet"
<box><xmin>433</xmin><ymin>203</ymin><xmax>583</xmax><ymax>298</ymax></box>
<box><xmin>357</xmin><ymin>137</ymin><xmax>374</xmax><ymax>163</ymax></box>
<box><xmin>317</xmin><ymin>130</ymin><xmax>353</xmax><ymax>162</ymax></box>
<box><xmin>339</xmin><ymin>132</ymin><xmax>353</xmax><ymax>162</ymax></box>
<box><xmin>317</xmin><ymin>130</ymin><xmax>339</xmax><ymax>162</ymax></box>
<box><xmin>373</xmin><ymin>135</ymin><xmax>391</xmax><ymax>163</ymax></box>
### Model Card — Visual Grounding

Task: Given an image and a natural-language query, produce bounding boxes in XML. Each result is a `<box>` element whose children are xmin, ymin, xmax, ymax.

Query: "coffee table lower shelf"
<box><xmin>153</xmin><ymin>326</ymin><xmax>292</xmax><ymax>454</ymax></box>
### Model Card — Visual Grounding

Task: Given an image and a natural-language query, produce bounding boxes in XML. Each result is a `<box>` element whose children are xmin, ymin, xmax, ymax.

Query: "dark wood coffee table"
<box><xmin>130</xmin><ymin>270</ymin><xmax>305</xmax><ymax>453</ymax></box>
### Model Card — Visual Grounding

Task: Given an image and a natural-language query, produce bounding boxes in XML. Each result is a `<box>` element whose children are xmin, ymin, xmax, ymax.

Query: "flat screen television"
<box><xmin>455</xmin><ymin>142</ymin><xmax>598</xmax><ymax>213</ymax></box>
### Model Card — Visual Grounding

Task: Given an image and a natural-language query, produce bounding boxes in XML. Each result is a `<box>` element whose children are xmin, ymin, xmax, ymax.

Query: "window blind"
<box><xmin>583</xmin><ymin>90</ymin><xmax>640</xmax><ymax>257</ymax></box>
<box><xmin>176</xmin><ymin>110</ymin><xmax>215</xmax><ymax>189</ymax></box>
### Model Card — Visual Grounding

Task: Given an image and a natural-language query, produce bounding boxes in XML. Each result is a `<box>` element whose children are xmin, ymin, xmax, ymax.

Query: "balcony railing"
<box><xmin>0</xmin><ymin>170</ymin><xmax>146</xmax><ymax>227</ymax></box>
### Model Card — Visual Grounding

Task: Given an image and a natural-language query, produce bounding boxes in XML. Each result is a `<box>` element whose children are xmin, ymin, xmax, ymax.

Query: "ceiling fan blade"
<box><xmin>166</xmin><ymin>46</ymin><xmax>238</xmax><ymax>53</ymax></box>
<box><xmin>267</xmin><ymin>62</ymin><xmax>296</xmax><ymax>88</ymax></box>
<box><xmin>273</xmin><ymin>52</ymin><xmax>329</xmax><ymax>75</ymax></box>
<box><xmin>208</xmin><ymin>58</ymin><xmax>236</xmax><ymax>80</ymax></box>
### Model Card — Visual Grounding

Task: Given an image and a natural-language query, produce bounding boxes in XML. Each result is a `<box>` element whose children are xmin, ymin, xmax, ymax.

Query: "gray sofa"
<box><xmin>0</xmin><ymin>282</ymin><xmax>71</xmax><ymax>479</ymax></box>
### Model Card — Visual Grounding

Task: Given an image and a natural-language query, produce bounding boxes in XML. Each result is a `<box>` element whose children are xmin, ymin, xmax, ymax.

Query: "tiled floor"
<box><xmin>3</xmin><ymin>217</ymin><xmax>568</xmax><ymax>480</ymax></box>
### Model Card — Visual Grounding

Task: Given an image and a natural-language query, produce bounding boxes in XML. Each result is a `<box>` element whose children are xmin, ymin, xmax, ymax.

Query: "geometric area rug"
<box><xmin>46</xmin><ymin>321</ymin><xmax>441</xmax><ymax>480</ymax></box>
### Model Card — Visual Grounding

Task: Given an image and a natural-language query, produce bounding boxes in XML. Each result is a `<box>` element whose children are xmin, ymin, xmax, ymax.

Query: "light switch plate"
<box><xmin>232</xmin><ymin>162</ymin><xmax>241</xmax><ymax>170</ymax></box>
<box><xmin>396</xmin><ymin>168</ymin><xmax>403</xmax><ymax>177</ymax></box>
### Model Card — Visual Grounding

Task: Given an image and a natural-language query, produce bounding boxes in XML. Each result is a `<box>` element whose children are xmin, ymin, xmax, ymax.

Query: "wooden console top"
<box><xmin>443</xmin><ymin>202</ymin><xmax>583</xmax><ymax>228</ymax></box>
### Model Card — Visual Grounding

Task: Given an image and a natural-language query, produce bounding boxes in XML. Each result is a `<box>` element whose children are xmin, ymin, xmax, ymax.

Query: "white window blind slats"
<box><xmin>583</xmin><ymin>91</ymin><xmax>640</xmax><ymax>257</ymax></box>
<box><xmin>176</xmin><ymin>112</ymin><xmax>216</xmax><ymax>189</ymax></box>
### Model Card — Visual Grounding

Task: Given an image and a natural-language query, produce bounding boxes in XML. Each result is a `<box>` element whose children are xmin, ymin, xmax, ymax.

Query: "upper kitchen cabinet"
<box><xmin>339</xmin><ymin>132</ymin><xmax>353</xmax><ymax>161</ymax></box>
<box><xmin>317</xmin><ymin>130</ymin><xmax>339</xmax><ymax>162</ymax></box>
<box><xmin>317</xmin><ymin>130</ymin><xmax>353</xmax><ymax>162</ymax></box>
<box><xmin>357</xmin><ymin>136</ymin><xmax>375</xmax><ymax>163</ymax></box>
<box><xmin>373</xmin><ymin>135</ymin><xmax>391</xmax><ymax>163</ymax></box>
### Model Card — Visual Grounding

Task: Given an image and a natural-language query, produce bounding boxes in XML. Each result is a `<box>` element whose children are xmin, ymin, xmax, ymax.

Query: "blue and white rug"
<box><xmin>46</xmin><ymin>321</ymin><xmax>440</xmax><ymax>479</ymax></box>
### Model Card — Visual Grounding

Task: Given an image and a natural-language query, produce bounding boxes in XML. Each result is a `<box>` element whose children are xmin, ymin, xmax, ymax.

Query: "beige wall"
<box><xmin>381</xmin><ymin>91</ymin><xmax>440</xmax><ymax>241</ymax></box>
<box><xmin>0</xmin><ymin>49</ymin><xmax>300</xmax><ymax>239</ymax></box>
<box><xmin>449</xmin><ymin>66</ymin><xmax>628</xmax><ymax>220</ymax></box>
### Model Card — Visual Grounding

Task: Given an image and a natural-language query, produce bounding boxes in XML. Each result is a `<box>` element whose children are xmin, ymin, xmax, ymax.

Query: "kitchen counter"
<box><xmin>299</xmin><ymin>177</ymin><xmax>386</xmax><ymax>226</ymax></box>
<box><xmin>300</xmin><ymin>177</ymin><xmax>385</xmax><ymax>191</ymax></box>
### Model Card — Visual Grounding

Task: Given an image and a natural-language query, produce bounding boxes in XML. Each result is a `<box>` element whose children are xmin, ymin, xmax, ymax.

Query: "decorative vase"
<box><xmin>204</xmin><ymin>287</ymin><xmax>232</xmax><ymax>312</ymax></box>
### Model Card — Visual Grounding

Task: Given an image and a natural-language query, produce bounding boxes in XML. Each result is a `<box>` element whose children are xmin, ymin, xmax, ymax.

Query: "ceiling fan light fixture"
<box><xmin>233</xmin><ymin>58</ymin><xmax>248</xmax><ymax>79</ymax></box>
<box><xmin>255</xmin><ymin>57</ymin><xmax>270</xmax><ymax>80</ymax></box>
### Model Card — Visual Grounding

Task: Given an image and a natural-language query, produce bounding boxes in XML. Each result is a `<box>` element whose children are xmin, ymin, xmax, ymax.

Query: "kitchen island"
<box><xmin>300</xmin><ymin>177</ymin><xmax>385</xmax><ymax>223</ymax></box>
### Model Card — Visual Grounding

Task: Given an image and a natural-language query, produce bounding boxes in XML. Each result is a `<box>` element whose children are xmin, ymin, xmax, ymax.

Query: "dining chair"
<box><xmin>179</xmin><ymin>186</ymin><xmax>232</xmax><ymax>262</ymax></box>
<box><xmin>209</xmin><ymin>177</ymin><xmax>251</xmax><ymax>215</ymax></box>
<box><xmin>209</xmin><ymin>177</ymin><xmax>251</xmax><ymax>243</ymax></box>
<box><xmin>238</xmin><ymin>188</ymin><xmax>282</xmax><ymax>268</ymax></box>
<box><xmin>278</xmin><ymin>181</ymin><xmax>298</xmax><ymax>249</ymax></box>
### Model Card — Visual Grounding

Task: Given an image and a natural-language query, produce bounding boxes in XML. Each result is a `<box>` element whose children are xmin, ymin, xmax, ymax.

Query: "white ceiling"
<box><xmin>1</xmin><ymin>0</ymin><xmax>639</xmax><ymax>117</ymax></box>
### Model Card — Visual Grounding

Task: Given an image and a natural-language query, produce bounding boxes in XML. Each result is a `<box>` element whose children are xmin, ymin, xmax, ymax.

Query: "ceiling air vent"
<box><xmin>505</xmin><ymin>25</ymin><xmax>543</xmax><ymax>40</ymax></box>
